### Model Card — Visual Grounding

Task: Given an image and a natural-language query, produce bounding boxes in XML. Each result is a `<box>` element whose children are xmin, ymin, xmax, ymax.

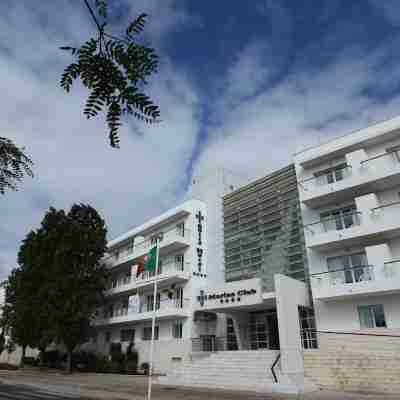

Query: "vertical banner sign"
<box><xmin>196</xmin><ymin>211</ymin><xmax>204</xmax><ymax>273</ymax></box>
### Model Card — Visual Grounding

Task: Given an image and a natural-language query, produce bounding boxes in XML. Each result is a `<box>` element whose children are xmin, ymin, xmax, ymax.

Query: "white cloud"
<box><xmin>0</xmin><ymin>1</ymin><xmax>200</xmax><ymax>280</ymax></box>
<box><xmin>193</xmin><ymin>37</ymin><xmax>400</xmax><ymax>183</ymax></box>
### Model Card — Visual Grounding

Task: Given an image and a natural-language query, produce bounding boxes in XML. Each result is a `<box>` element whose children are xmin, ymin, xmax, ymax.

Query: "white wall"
<box><xmin>314</xmin><ymin>294</ymin><xmax>400</xmax><ymax>331</ymax></box>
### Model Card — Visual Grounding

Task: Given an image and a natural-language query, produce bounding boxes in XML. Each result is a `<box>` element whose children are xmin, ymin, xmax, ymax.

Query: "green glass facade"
<box><xmin>223</xmin><ymin>164</ymin><xmax>308</xmax><ymax>292</ymax></box>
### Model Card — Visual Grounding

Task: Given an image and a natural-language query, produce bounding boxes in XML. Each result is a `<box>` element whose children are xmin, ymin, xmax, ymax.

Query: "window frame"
<box><xmin>172</xmin><ymin>320</ymin><xmax>183</xmax><ymax>339</ymax></box>
<box><xmin>358</xmin><ymin>304</ymin><xmax>387</xmax><ymax>329</ymax></box>
<box><xmin>142</xmin><ymin>326</ymin><xmax>159</xmax><ymax>341</ymax></box>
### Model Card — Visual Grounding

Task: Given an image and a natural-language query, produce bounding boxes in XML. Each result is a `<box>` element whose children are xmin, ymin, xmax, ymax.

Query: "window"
<box><xmin>146</xmin><ymin>293</ymin><xmax>161</xmax><ymax>312</ymax></box>
<box><xmin>105</xmin><ymin>331</ymin><xmax>111</xmax><ymax>343</ymax></box>
<box><xmin>174</xmin><ymin>287</ymin><xmax>183</xmax><ymax>308</ymax></box>
<box><xmin>358</xmin><ymin>304</ymin><xmax>387</xmax><ymax>328</ymax></box>
<box><xmin>123</xmin><ymin>272</ymin><xmax>131</xmax><ymax>285</ymax></box>
<box><xmin>172</xmin><ymin>321</ymin><xmax>183</xmax><ymax>339</ymax></box>
<box><xmin>150</xmin><ymin>233</ymin><xmax>163</xmax><ymax>246</ymax></box>
<box><xmin>175</xmin><ymin>254</ymin><xmax>184</xmax><ymax>271</ymax></box>
<box><xmin>176</xmin><ymin>222</ymin><xmax>185</xmax><ymax>237</ymax></box>
<box><xmin>314</xmin><ymin>163</ymin><xmax>348</xmax><ymax>185</ymax></box>
<box><xmin>327</xmin><ymin>252</ymin><xmax>371</xmax><ymax>285</ymax></box>
<box><xmin>120</xmin><ymin>329</ymin><xmax>135</xmax><ymax>342</ymax></box>
<box><xmin>320</xmin><ymin>204</ymin><xmax>358</xmax><ymax>232</ymax></box>
<box><xmin>143</xmin><ymin>326</ymin><xmax>159</xmax><ymax>340</ymax></box>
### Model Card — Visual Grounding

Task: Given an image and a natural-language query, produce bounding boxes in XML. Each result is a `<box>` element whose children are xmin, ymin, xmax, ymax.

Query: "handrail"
<box><xmin>103</xmin><ymin>227</ymin><xmax>190</xmax><ymax>263</ymax></box>
<box><xmin>311</xmin><ymin>264</ymin><xmax>373</xmax><ymax>277</ymax></box>
<box><xmin>271</xmin><ymin>352</ymin><xmax>281</xmax><ymax>384</ymax></box>
<box><xmin>303</xmin><ymin>211</ymin><xmax>361</xmax><ymax>228</ymax></box>
<box><xmin>371</xmin><ymin>200</ymin><xmax>400</xmax><ymax>212</ymax></box>
<box><xmin>297</xmin><ymin>164</ymin><xmax>351</xmax><ymax>184</ymax></box>
<box><xmin>360</xmin><ymin>149</ymin><xmax>398</xmax><ymax>165</ymax></box>
<box><xmin>384</xmin><ymin>259</ymin><xmax>400</xmax><ymax>265</ymax></box>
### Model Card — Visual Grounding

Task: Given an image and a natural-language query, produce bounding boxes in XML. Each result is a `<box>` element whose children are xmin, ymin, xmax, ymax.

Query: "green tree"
<box><xmin>60</xmin><ymin>0</ymin><xmax>160</xmax><ymax>148</ymax></box>
<box><xmin>39</xmin><ymin>204</ymin><xmax>108</xmax><ymax>372</ymax></box>
<box><xmin>0</xmin><ymin>137</ymin><xmax>33</xmax><ymax>195</ymax></box>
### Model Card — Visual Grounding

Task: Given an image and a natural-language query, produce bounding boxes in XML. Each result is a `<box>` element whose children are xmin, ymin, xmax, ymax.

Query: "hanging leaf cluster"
<box><xmin>0</xmin><ymin>137</ymin><xmax>33</xmax><ymax>195</ymax></box>
<box><xmin>60</xmin><ymin>1</ymin><xmax>160</xmax><ymax>148</ymax></box>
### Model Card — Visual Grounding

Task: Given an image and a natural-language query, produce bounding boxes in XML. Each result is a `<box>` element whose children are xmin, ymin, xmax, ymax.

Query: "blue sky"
<box><xmin>2</xmin><ymin>0</ymin><xmax>400</xmax><ymax>278</ymax></box>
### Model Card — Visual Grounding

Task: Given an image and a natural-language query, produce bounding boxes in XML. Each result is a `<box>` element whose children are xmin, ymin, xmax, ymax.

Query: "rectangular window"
<box><xmin>175</xmin><ymin>254</ymin><xmax>184</xmax><ymax>271</ymax></box>
<box><xmin>127</xmin><ymin>241</ymin><xmax>134</xmax><ymax>254</ymax></box>
<box><xmin>314</xmin><ymin>163</ymin><xmax>348</xmax><ymax>185</ymax></box>
<box><xmin>143</xmin><ymin>326</ymin><xmax>159</xmax><ymax>341</ymax></box>
<box><xmin>146</xmin><ymin>293</ymin><xmax>161</xmax><ymax>312</ymax></box>
<box><xmin>172</xmin><ymin>321</ymin><xmax>183</xmax><ymax>339</ymax></box>
<box><xmin>320</xmin><ymin>204</ymin><xmax>358</xmax><ymax>232</ymax></box>
<box><xmin>358</xmin><ymin>304</ymin><xmax>387</xmax><ymax>328</ymax></box>
<box><xmin>105</xmin><ymin>331</ymin><xmax>111</xmax><ymax>343</ymax></box>
<box><xmin>327</xmin><ymin>252</ymin><xmax>370</xmax><ymax>285</ymax></box>
<box><xmin>176</xmin><ymin>222</ymin><xmax>185</xmax><ymax>237</ymax></box>
<box><xmin>120</xmin><ymin>329</ymin><xmax>135</xmax><ymax>342</ymax></box>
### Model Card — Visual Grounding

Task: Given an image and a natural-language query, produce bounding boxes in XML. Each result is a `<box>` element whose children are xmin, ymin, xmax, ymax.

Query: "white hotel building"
<box><xmin>92</xmin><ymin>199</ymin><xmax>210</xmax><ymax>371</ymax></box>
<box><xmin>295</xmin><ymin>116</ymin><xmax>400</xmax><ymax>333</ymax></box>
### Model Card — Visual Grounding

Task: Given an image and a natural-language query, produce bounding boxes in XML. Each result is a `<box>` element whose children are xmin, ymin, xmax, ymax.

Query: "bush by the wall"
<box><xmin>141</xmin><ymin>362</ymin><xmax>150</xmax><ymax>375</ymax></box>
<box><xmin>109</xmin><ymin>342</ymin><xmax>124</xmax><ymax>363</ymax></box>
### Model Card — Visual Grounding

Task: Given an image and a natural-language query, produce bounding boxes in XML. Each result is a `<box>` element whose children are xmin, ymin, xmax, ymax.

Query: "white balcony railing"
<box><xmin>383</xmin><ymin>259</ymin><xmax>400</xmax><ymax>278</ymax></box>
<box><xmin>103</xmin><ymin>227</ymin><xmax>190</xmax><ymax>267</ymax></box>
<box><xmin>298</xmin><ymin>165</ymin><xmax>352</xmax><ymax>192</ymax></box>
<box><xmin>311</xmin><ymin>265</ymin><xmax>374</xmax><ymax>288</ymax></box>
<box><xmin>304</xmin><ymin>211</ymin><xmax>362</xmax><ymax>236</ymax></box>
<box><xmin>106</xmin><ymin>261</ymin><xmax>190</xmax><ymax>294</ymax></box>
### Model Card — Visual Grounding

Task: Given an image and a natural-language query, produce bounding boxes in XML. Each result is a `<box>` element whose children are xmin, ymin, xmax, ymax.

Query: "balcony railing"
<box><xmin>139</xmin><ymin>298</ymin><xmax>188</xmax><ymax>314</ymax></box>
<box><xmin>304</xmin><ymin>211</ymin><xmax>362</xmax><ymax>235</ymax></box>
<box><xmin>360</xmin><ymin>149</ymin><xmax>400</xmax><ymax>169</ymax></box>
<box><xmin>311</xmin><ymin>265</ymin><xmax>374</xmax><ymax>288</ymax></box>
<box><xmin>104</xmin><ymin>227</ymin><xmax>190</xmax><ymax>267</ymax></box>
<box><xmin>383</xmin><ymin>259</ymin><xmax>400</xmax><ymax>278</ymax></box>
<box><xmin>107</xmin><ymin>260</ymin><xmax>190</xmax><ymax>292</ymax></box>
<box><xmin>298</xmin><ymin>165</ymin><xmax>352</xmax><ymax>192</ymax></box>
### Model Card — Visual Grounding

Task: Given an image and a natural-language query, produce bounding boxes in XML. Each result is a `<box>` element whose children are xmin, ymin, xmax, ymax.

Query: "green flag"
<box><xmin>145</xmin><ymin>246</ymin><xmax>157</xmax><ymax>272</ymax></box>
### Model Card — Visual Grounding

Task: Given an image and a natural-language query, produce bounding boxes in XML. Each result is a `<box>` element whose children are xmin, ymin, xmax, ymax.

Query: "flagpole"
<box><xmin>147</xmin><ymin>237</ymin><xmax>160</xmax><ymax>400</ymax></box>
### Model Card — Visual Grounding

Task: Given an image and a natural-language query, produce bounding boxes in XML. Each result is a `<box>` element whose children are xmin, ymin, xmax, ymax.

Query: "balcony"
<box><xmin>93</xmin><ymin>299</ymin><xmax>190</xmax><ymax>326</ymax></box>
<box><xmin>305</xmin><ymin>201</ymin><xmax>400</xmax><ymax>251</ymax></box>
<box><xmin>311</xmin><ymin>263</ymin><xmax>400</xmax><ymax>301</ymax></box>
<box><xmin>304</xmin><ymin>211</ymin><xmax>365</xmax><ymax>251</ymax></box>
<box><xmin>299</xmin><ymin>151</ymin><xmax>400</xmax><ymax>208</ymax></box>
<box><xmin>104</xmin><ymin>228</ymin><xmax>191</xmax><ymax>269</ymax></box>
<box><xmin>105</xmin><ymin>261</ymin><xmax>191</xmax><ymax>296</ymax></box>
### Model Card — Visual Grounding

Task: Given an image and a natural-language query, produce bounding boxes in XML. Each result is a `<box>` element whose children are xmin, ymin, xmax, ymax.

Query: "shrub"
<box><xmin>109</xmin><ymin>342</ymin><xmax>124</xmax><ymax>363</ymax></box>
<box><xmin>125</xmin><ymin>360</ymin><xmax>138</xmax><ymax>374</ymax></box>
<box><xmin>0</xmin><ymin>363</ymin><xmax>18</xmax><ymax>370</ymax></box>
<box><xmin>108</xmin><ymin>360</ymin><xmax>123</xmax><ymax>374</ymax></box>
<box><xmin>93</xmin><ymin>355</ymin><xmax>109</xmax><ymax>373</ymax></box>
<box><xmin>22</xmin><ymin>357</ymin><xmax>37</xmax><ymax>366</ymax></box>
<box><xmin>41</xmin><ymin>350</ymin><xmax>64</xmax><ymax>369</ymax></box>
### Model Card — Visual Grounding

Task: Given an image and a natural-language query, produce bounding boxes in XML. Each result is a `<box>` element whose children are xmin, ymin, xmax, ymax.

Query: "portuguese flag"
<box><xmin>136</xmin><ymin>246</ymin><xmax>157</xmax><ymax>277</ymax></box>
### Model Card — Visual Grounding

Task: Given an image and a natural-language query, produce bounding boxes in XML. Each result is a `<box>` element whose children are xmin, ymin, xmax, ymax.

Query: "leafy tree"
<box><xmin>0</xmin><ymin>137</ymin><xmax>33</xmax><ymax>195</ymax></box>
<box><xmin>60</xmin><ymin>0</ymin><xmax>160</xmax><ymax>148</ymax></box>
<box><xmin>38</xmin><ymin>204</ymin><xmax>108</xmax><ymax>372</ymax></box>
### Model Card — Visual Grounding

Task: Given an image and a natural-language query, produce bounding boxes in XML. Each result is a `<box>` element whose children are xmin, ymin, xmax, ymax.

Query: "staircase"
<box><xmin>156</xmin><ymin>350</ymin><xmax>296</xmax><ymax>393</ymax></box>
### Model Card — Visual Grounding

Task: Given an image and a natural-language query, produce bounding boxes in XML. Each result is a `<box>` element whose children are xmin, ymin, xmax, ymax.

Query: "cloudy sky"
<box><xmin>2</xmin><ymin>0</ymin><xmax>400</xmax><ymax>279</ymax></box>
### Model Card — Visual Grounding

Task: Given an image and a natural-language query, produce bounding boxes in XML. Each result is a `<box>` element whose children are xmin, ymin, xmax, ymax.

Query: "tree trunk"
<box><xmin>20</xmin><ymin>345</ymin><xmax>26</xmax><ymax>368</ymax></box>
<box><xmin>66</xmin><ymin>349</ymin><xmax>72</xmax><ymax>373</ymax></box>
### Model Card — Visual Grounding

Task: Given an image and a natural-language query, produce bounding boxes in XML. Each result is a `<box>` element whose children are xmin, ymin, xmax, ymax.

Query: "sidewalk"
<box><xmin>0</xmin><ymin>369</ymin><xmax>398</xmax><ymax>400</ymax></box>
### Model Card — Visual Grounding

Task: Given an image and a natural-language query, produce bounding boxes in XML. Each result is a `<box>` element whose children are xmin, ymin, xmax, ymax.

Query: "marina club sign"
<box><xmin>197</xmin><ymin>288</ymin><xmax>257</xmax><ymax>307</ymax></box>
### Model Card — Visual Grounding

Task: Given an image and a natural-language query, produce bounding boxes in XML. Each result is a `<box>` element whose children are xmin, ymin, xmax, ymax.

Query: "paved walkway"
<box><xmin>0</xmin><ymin>370</ymin><xmax>397</xmax><ymax>400</ymax></box>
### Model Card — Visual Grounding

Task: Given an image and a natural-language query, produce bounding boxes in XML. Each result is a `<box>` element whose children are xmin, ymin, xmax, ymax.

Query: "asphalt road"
<box><xmin>0</xmin><ymin>383</ymin><xmax>82</xmax><ymax>400</ymax></box>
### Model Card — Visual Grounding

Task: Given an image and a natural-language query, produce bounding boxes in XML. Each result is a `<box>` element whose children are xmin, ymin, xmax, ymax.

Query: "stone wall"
<box><xmin>304</xmin><ymin>329</ymin><xmax>400</xmax><ymax>394</ymax></box>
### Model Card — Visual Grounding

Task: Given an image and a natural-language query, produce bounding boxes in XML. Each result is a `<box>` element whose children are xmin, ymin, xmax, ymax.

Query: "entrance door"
<box><xmin>249</xmin><ymin>313</ymin><xmax>268</xmax><ymax>349</ymax></box>
<box><xmin>266</xmin><ymin>313</ymin><xmax>280</xmax><ymax>350</ymax></box>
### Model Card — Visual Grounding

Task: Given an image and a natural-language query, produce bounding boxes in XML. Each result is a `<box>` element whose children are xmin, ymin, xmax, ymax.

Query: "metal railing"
<box><xmin>383</xmin><ymin>259</ymin><xmax>400</xmax><ymax>278</ymax></box>
<box><xmin>191</xmin><ymin>336</ymin><xmax>238</xmax><ymax>352</ymax></box>
<box><xmin>107</xmin><ymin>260</ymin><xmax>189</xmax><ymax>291</ymax></box>
<box><xmin>103</xmin><ymin>227</ymin><xmax>190</xmax><ymax>266</ymax></box>
<box><xmin>298</xmin><ymin>165</ymin><xmax>352</xmax><ymax>191</ymax></box>
<box><xmin>304</xmin><ymin>211</ymin><xmax>361</xmax><ymax>235</ymax></box>
<box><xmin>311</xmin><ymin>265</ymin><xmax>374</xmax><ymax>287</ymax></box>
<box><xmin>360</xmin><ymin>149</ymin><xmax>400</xmax><ymax>166</ymax></box>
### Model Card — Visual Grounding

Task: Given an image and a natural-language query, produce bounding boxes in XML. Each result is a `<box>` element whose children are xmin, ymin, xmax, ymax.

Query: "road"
<box><xmin>0</xmin><ymin>383</ymin><xmax>83</xmax><ymax>400</ymax></box>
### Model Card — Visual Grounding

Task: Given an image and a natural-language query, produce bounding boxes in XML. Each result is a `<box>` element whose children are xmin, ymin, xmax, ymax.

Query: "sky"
<box><xmin>2</xmin><ymin>0</ymin><xmax>400</xmax><ymax>279</ymax></box>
